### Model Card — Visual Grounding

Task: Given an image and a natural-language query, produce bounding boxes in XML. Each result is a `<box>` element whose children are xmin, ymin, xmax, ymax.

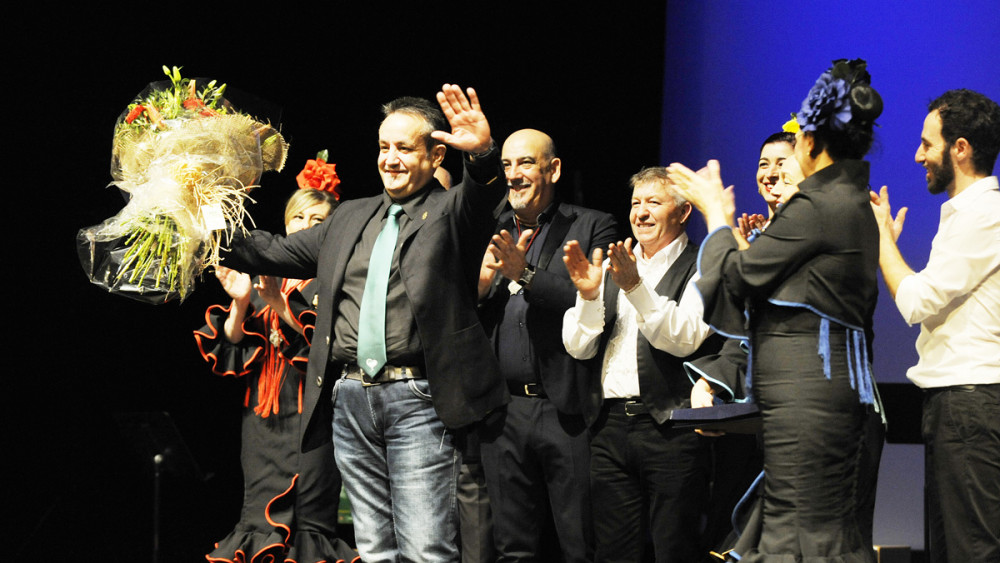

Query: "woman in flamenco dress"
<box><xmin>195</xmin><ymin>172</ymin><xmax>358</xmax><ymax>563</ymax></box>
<box><xmin>668</xmin><ymin>59</ymin><xmax>885</xmax><ymax>562</ymax></box>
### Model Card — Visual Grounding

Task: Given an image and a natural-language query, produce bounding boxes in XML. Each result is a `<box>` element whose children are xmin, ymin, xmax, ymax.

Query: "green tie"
<box><xmin>357</xmin><ymin>204</ymin><xmax>404</xmax><ymax>377</ymax></box>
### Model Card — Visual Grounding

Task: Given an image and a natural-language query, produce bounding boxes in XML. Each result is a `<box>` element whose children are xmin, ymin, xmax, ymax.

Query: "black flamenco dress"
<box><xmin>194</xmin><ymin>278</ymin><xmax>358</xmax><ymax>563</ymax></box>
<box><xmin>694</xmin><ymin>160</ymin><xmax>882</xmax><ymax>563</ymax></box>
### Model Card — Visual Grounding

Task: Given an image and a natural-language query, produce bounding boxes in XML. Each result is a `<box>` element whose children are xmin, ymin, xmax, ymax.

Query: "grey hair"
<box><xmin>629</xmin><ymin>166</ymin><xmax>687</xmax><ymax>208</ymax></box>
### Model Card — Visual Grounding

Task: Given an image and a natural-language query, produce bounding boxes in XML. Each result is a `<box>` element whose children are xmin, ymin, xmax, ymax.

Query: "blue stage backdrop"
<box><xmin>660</xmin><ymin>0</ymin><xmax>1000</xmax><ymax>385</ymax></box>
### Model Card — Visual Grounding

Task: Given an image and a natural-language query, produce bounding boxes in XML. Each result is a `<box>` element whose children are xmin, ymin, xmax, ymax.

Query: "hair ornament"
<box><xmin>782</xmin><ymin>113</ymin><xmax>801</xmax><ymax>133</ymax></box>
<box><xmin>296</xmin><ymin>149</ymin><xmax>342</xmax><ymax>200</ymax></box>
<box><xmin>797</xmin><ymin>58</ymin><xmax>882</xmax><ymax>132</ymax></box>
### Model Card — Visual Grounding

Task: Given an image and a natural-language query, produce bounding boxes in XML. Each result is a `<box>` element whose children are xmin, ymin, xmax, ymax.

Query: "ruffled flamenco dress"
<box><xmin>195</xmin><ymin>278</ymin><xmax>359</xmax><ymax>563</ymax></box>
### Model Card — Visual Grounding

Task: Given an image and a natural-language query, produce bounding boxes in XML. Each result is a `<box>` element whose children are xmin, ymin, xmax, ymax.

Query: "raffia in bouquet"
<box><xmin>78</xmin><ymin>66</ymin><xmax>287</xmax><ymax>303</ymax></box>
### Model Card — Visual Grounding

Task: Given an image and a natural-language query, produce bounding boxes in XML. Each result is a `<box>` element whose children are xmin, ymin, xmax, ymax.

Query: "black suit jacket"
<box><xmin>478</xmin><ymin>202</ymin><xmax>619</xmax><ymax>425</ymax></box>
<box><xmin>223</xmin><ymin>152</ymin><xmax>511</xmax><ymax>451</ymax></box>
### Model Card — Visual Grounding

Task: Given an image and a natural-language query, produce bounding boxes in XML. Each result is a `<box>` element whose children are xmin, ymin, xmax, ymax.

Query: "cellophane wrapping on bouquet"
<box><xmin>78</xmin><ymin>66</ymin><xmax>288</xmax><ymax>304</ymax></box>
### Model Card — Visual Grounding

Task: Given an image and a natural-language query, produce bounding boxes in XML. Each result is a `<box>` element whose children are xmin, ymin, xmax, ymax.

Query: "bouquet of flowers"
<box><xmin>78</xmin><ymin>66</ymin><xmax>288</xmax><ymax>303</ymax></box>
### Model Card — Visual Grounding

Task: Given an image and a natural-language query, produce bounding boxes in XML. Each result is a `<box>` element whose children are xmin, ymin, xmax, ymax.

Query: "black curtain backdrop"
<box><xmin>10</xmin><ymin>6</ymin><xmax>665</xmax><ymax>561</ymax></box>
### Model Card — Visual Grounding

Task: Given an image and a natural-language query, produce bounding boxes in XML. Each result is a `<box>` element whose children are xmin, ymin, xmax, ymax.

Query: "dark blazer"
<box><xmin>478</xmin><ymin>202</ymin><xmax>619</xmax><ymax>425</ymax></box>
<box><xmin>598</xmin><ymin>241</ymin><xmax>725</xmax><ymax>424</ymax></box>
<box><xmin>223</xmin><ymin>153</ymin><xmax>511</xmax><ymax>451</ymax></box>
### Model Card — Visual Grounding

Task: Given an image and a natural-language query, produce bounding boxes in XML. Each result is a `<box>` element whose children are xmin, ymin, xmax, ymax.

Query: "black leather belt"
<box><xmin>342</xmin><ymin>364</ymin><xmax>424</xmax><ymax>386</ymax></box>
<box><xmin>604</xmin><ymin>398</ymin><xmax>648</xmax><ymax>416</ymax></box>
<box><xmin>925</xmin><ymin>383</ymin><xmax>999</xmax><ymax>394</ymax></box>
<box><xmin>507</xmin><ymin>382</ymin><xmax>546</xmax><ymax>398</ymax></box>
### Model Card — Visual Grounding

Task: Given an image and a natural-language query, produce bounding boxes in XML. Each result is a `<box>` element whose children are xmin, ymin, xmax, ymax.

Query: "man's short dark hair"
<box><xmin>760</xmin><ymin>131</ymin><xmax>796</xmax><ymax>153</ymax></box>
<box><xmin>381</xmin><ymin>97</ymin><xmax>448</xmax><ymax>149</ymax></box>
<box><xmin>929</xmin><ymin>89</ymin><xmax>1000</xmax><ymax>175</ymax></box>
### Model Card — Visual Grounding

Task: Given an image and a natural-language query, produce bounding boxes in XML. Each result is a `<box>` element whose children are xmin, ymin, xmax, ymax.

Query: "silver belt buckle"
<box><xmin>624</xmin><ymin>400</ymin><xmax>642</xmax><ymax>416</ymax></box>
<box><xmin>343</xmin><ymin>364</ymin><xmax>382</xmax><ymax>386</ymax></box>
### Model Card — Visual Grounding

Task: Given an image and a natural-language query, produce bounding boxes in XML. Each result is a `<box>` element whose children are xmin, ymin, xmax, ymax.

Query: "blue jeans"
<box><xmin>333</xmin><ymin>376</ymin><xmax>461</xmax><ymax>563</ymax></box>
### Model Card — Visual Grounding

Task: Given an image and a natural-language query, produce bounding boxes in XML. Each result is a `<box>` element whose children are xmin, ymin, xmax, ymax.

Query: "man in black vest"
<box><xmin>562</xmin><ymin>166</ymin><xmax>722</xmax><ymax>562</ymax></box>
<box><xmin>477</xmin><ymin>129</ymin><xmax>619</xmax><ymax>562</ymax></box>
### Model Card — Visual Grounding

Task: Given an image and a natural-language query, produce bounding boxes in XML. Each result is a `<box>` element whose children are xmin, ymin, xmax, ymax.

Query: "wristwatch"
<box><xmin>467</xmin><ymin>141</ymin><xmax>497</xmax><ymax>161</ymax></box>
<box><xmin>518</xmin><ymin>266</ymin><xmax>536</xmax><ymax>289</ymax></box>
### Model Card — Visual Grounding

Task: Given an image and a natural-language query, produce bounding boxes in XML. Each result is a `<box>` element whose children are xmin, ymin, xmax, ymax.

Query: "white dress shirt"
<box><xmin>896</xmin><ymin>176</ymin><xmax>1000</xmax><ymax>388</ymax></box>
<box><xmin>562</xmin><ymin>233</ymin><xmax>712</xmax><ymax>398</ymax></box>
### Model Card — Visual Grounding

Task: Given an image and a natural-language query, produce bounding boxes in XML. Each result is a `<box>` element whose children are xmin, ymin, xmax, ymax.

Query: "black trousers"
<box><xmin>923</xmin><ymin>383</ymin><xmax>1000</xmax><ymax>563</ymax></box>
<box><xmin>456</xmin><ymin>424</ymin><xmax>496</xmax><ymax>563</ymax></box>
<box><xmin>479</xmin><ymin>396</ymin><xmax>593</xmax><ymax>563</ymax></box>
<box><xmin>457</xmin><ymin>459</ymin><xmax>496</xmax><ymax>563</ymax></box>
<box><xmin>589</xmin><ymin>402</ymin><xmax>709</xmax><ymax>563</ymax></box>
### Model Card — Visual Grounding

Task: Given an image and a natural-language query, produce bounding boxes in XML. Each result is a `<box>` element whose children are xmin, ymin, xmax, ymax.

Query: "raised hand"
<box><xmin>216</xmin><ymin>265</ymin><xmax>252</xmax><ymax>305</ymax></box>
<box><xmin>216</xmin><ymin>265</ymin><xmax>252</xmax><ymax>343</ymax></box>
<box><xmin>254</xmin><ymin>275</ymin><xmax>302</xmax><ymax>333</ymax></box>
<box><xmin>607</xmin><ymin>238</ymin><xmax>641</xmax><ymax>292</ymax></box>
<box><xmin>737</xmin><ymin>213</ymin><xmax>766</xmax><ymax>240</ymax></box>
<box><xmin>432</xmin><ymin>84</ymin><xmax>492</xmax><ymax>154</ymax></box>
<box><xmin>870</xmin><ymin>185</ymin><xmax>907</xmax><ymax>242</ymax></box>
<box><xmin>478</xmin><ymin>249</ymin><xmax>499</xmax><ymax>300</ymax></box>
<box><xmin>485</xmin><ymin>229</ymin><xmax>532</xmax><ymax>281</ymax></box>
<box><xmin>667</xmin><ymin>160</ymin><xmax>735</xmax><ymax>230</ymax></box>
<box><xmin>563</xmin><ymin>240</ymin><xmax>604</xmax><ymax>301</ymax></box>
<box><xmin>254</xmin><ymin>275</ymin><xmax>283</xmax><ymax>310</ymax></box>
<box><xmin>668</xmin><ymin>161</ymin><xmax>725</xmax><ymax>211</ymax></box>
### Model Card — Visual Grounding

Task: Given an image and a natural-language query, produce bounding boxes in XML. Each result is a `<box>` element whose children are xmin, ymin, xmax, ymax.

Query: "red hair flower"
<box><xmin>296</xmin><ymin>154</ymin><xmax>341</xmax><ymax>200</ymax></box>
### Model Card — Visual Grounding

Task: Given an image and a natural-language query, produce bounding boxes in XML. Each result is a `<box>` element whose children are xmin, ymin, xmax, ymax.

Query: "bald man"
<box><xmin>477</xmin><ymin>129</ymin><xmax>619</xmax><ymax>562</ymax></box>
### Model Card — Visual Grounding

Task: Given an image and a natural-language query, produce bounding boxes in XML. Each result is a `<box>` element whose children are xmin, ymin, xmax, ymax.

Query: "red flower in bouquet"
<box><xmin>126</xmin><ymin>105</ymin><xmax>146</xmax><ymax>124</ymax></box>
<box><xmin>89</xmin><ymin>65</ymin><xmax>289</xmax><ymax>304</ymax></box>
<box><xmin>296</xmin><ymin>157</ymin><xmax>341</xmax><ymax>200</ymax></box>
